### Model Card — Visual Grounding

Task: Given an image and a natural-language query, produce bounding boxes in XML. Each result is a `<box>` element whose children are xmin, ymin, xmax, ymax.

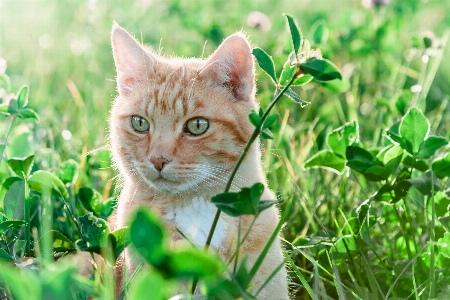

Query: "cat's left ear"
<box><xmin>203</xmin><ymin>32</ymin><xmax>255</xmax><ymax>101</ymax></box>
<box><xmin>111</xmin><ymin>23</ymin><xmax>154</xmax><ymax>96</ymax></box>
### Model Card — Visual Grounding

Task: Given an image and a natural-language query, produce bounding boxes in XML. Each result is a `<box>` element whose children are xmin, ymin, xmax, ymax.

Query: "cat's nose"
<box><xmin>150</xmin><ymin>156</ymin><xmax>170</xmax><ymax>172</ymax></box>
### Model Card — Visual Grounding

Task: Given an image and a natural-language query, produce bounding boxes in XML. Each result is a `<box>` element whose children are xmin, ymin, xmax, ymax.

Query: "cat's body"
<box><xmin>110</xmin><ymin>23</ymin><xmax>288</xmax><ymax>299</ymax></box>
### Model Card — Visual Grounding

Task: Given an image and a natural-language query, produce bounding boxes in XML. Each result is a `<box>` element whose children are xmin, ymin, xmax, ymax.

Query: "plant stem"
<box><xmin>118</xmin><ymin>262</ymin><xmax>143</xmax><ymax>300</ymax></box>
<box><xmin>189</xmin><ymin>78</ymin><xmax>296</xmax><ymax>295</ymax></box>
<box><xmin>23</xmin><ymin>178</ymin><xmax>31</xmax><ymax>254</ymax></box>
<box><xmin>0</xmin><ymin>114</ymin><xmax>17</xmax><ymax>163</ymax></box>
<box><xmin>203</xmin><ymin>79</ymin><xmax>295</xmax><ymax>252</ymax></box>
<box><xmin>428</xmin><ymin>174</ymin><xmax>436</xmax><ymax>299</ymax></box>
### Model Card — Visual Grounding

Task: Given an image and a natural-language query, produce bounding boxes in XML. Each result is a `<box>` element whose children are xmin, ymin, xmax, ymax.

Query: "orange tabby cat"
<box><xmin>110</xmin><ymin>23</ymin><xmax>288</xmax><ymax>299</ymax></box>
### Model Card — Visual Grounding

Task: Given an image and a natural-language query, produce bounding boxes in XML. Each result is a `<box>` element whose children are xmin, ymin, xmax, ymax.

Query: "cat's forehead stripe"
<box><xmin>147</xmin><ymin>65</ymin><xmax>193</xmax><ymax>115</ymax></box>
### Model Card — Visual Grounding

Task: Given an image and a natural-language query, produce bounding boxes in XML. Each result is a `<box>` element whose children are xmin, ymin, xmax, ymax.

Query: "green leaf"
<box><xmin>40</xmin><ymin>230</ymin><xmax>76</xmax><ymax>253</ymax></box>
<box><xmin>248</xmin><ymin>110</ymin><xmax>262</xmax><ymax>128</ymax></box>
<box><xmin>0</xmin><ymin>103</ymin><xmax>10</xmax><ymax>115</ymax></box>
<box><xmin>399</xmin><ymin>107</ymin><xmax>429</xmax><ymax>155</ymax></box>
<box><xmin>0</xmin><ymin>73</ymin><xmax>11</xmax><ymax>92</ymax></box>
<box><xmin>262</xmin><ymin>113</ymin><xmax>278</xmax><ymax>130</ymax></box>
<box><xmin>78</xmin><ymin>187</ymin><xmax>117</xmax><ymax>219</ymax></box>
<box><xmin>78</xmin><ymin>187</ymin><xmax>102</xmax><ymax>214</ymax></box>
<box><xmin>250</xmin><ymin>182</ymin><xmax>264</xmax><ymax>203</ymax></box>
<box><xmin>129</xmin><ymin>208</ymin><xmax>168</xmax><ymax>267</ymax></box>
<box><xmin>383</xmin><ymin>146</ymin><xmax>404</xmax><ymax>176</ymax></box>
<box><xmin>260</xmin><ymin>128</ymin><xmax>274</xmax><ymax>140</ymax></box>
<box><xmin>3</xmin><ymin>179</ymin><xmax>25</xmax><ymax>220</ymax></box>
<box><xmin>437</xmin><ymin>233</ymin><xmax>450</xmax><ymax>259</ymax></box>
<box><xmin>364</xmin><ymin>165</ymin><xmax>391</xmax><ymax>181</ymax></box>
<box><xmin>374</xmin><ymin>184</ymin><xmax>395</xmax><ymax>202</ymax></box>
<box><xmin>257</xmin><ymin>199</ymin><xmax>283</xmax><ymax>213</ymax></box>
<box><xmin>0</xmin><ymin>176</ymin><xmax>23</xmax><ymax>205</ymax></box>
<box><xmin>7</xmin><ymin>99</ymin><xmax>18</xmax><ymax>114</ymax></box>
<box><xmin>379</xmin><ymin>144</ymin><xmax>403</xmax><ymax>164</ymax></box>
<box><xmin>211</xmin><ymin>183</ymin><xmax>268</xmax><ymax>217</ymax></box>
<box><xmin>55</xmin><ymin>159</ymin><xmax>80</xmax><ymax>185</ymax></box>
<box><xmin>432</xmin><ymin>153</ymin><xmax>450</xmax><ymax>179</ymax></box>
<box><xmin>403</xmin><ymin>155</ymin><xmax>429</xmax><ymax>172</ymax></box>
<box><xmin>211</xmin><ymin>191</ymin><xmax>251</xmax><ymax>217</ymax></box>
<box><xmin>29</xmin><ymin>170</ymin><xmax>69</xmax><ymax>198</ymax></box>
<box><xmin>428</xmin><ymin>191</ymin><xmax>450</xmax><ymax>219</ymax></box>
<box><xmin>284</xmin><ymin>14</ymin><xmax>303</xmax><ymax>55</ymax></box>
<box><xmin>100</xmin><ymin>197</ymin><xmax>117</xmax><ymax>219</ymax></box>
<box><xmin>235</xmin><ymin>256</ymin><xmax>252</xmax><ymax>288</ymax></box>
<box><xmin>279</xmin><ymin>53</ymin><xmax>313</xmax><ymax>86</ymax></box>
<box><xmin>416</xmin><ymin>136</ymin><xmax>448</xmax><ymax>159</ymax></box>
<box><xmin>78</xmin><ymin>213</ymin><xmax>110</xmax><ymax>249</ymax></box>
<box><xmin>283</xmin><ymin>87</ymin><xmax>309</xmax><ymax>106</ymax></box>
<box><xmin>108</xmin><ymin>227</ymin><xmax>130</xmax><ymax>264</ymax></box>
<box><xmin>346</xmin><ymin>145</ymin><xmax>389</xmax><ymax>181</ymax></box>
<box><xmin>252</xmin><ymin>47</ymin><xmax>277</xmax><ymax>84</ymax></box>
<box><xmin>304</xmin><ymin>150</ymin><xmax>346</xmax><ymax>173</ymax></box>
<box><xmin>326</xmin><ymin>121</ymin><xmax>358</xmax><ymax>158</ymax></box>
<box><xmin>168</xmin><ymin>248</ymin><xmax>224</xmax><ymax>279</ymax></box>
<box><xmin>18</xmin><ymin>108</ymin><xmax>40</xmax><ymax>122</ymax></box>
<box><xmin>127</xmin><ymin>271</ymin><xmax>168</xmax><ymax>300</ymax></box>
<box><xmin>311</xmin><ymin>20</ymin><xmax>329</xmax><ymax>45</ymax></box>
<box><xmin>0</xmin><ymin>248</ymin><xmax>14</xmax><ymax>263</ymax></box>
<box><xmin>405</xmin><ymin>171</ymin><xmax>440</xmax><ymax>196</ymax></box>
<box><xmin>395</xmin><ymin>90</ymin><xmax>413</xmax><ymax>115</ymax></box>
<box><xmin>7</xmin><ymin>155</ymin><xmax>34</xmax><ymax>179</ymax></box>
<box><xmin>292</xmin><ymin>73</ymin><xmax>313</xmax><ymax>86</ymax></box>
<box><xmin>16</xmin><ymin>85</ymin><xmax>29</xmax><ymax>108</ymax></box>
<box><xmin>385</xmin><ymin>127</ymin><xmax>405</xmax><ymax>145</ymax></box>
<box><xmin>279</xmin><ymin>58</ymin><xmax>296</xmax><ymax>86</ymax></box>
<box><xmin>299</xmin><ymin>58</ymin><xmax>342</xmax><ymax>81</ymax></box>
<box><xmin>0</xmin><ymin>220</ymin><xmax>26</xmax><ymax>235</ymax></box>
<box><xmin>346</xmin><ymin>146</ymin><xmax>381</xmax><ymax>170</ymax></box>
<box><xmin>13</xmin><ymin>239</ymin><xmax>26</xmax><ymax>259</ymax></box>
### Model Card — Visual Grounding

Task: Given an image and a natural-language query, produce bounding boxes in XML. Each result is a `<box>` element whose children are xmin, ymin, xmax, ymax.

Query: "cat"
<box><xmin>110</xmin><ymin>23</ymin><xmax>289</xmax><ymax>299</ymax></box>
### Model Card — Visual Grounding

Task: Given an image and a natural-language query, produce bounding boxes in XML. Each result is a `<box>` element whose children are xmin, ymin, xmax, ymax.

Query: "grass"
<box><xmin>1</xmin><ymin>0</ymin><xmax>450</xmax><ymax>299</ymax></box>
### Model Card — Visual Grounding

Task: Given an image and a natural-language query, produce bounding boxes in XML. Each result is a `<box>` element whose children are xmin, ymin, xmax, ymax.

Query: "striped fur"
<box><xmin>110</xmin><ymin>23</ymin><xmax>288</xmax><ymax>299</ymax></box>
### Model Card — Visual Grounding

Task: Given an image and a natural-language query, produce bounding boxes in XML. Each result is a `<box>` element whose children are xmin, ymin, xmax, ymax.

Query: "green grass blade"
<box><xmin>282</xmin><ymin>248</ymin><xmax>316</xmax><ymax>299</ymax></box>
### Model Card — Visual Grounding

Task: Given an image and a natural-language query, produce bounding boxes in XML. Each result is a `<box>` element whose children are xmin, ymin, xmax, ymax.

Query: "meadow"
<box><xmin>1</xmin><ymin>0</ymin><xmax>450</xmax><ymax>299</ymax></box>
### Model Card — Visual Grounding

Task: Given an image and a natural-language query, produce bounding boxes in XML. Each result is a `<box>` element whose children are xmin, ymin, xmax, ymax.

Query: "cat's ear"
<box><xmin>203</xmin><ymin>32</ymin><xmax>255</xmax><ymax>101</ymax></box>
<box><xmin>111</xmin><ymin>23</ymin><xmax>154</xmax><ymax>96</ymax></box>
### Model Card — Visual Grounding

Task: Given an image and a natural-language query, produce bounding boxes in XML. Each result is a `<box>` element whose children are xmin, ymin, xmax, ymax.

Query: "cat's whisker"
<box><xmin>82</xmin><ymin>145</ymin><xmax>110</xmax><ymax>158</ymax></box>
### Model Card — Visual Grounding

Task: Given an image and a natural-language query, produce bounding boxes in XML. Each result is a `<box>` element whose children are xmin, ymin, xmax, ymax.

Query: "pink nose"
<box><xmin>150</xmin><ymin>156</ymin><xmax>170</xmax><ymax>172</ymax></box>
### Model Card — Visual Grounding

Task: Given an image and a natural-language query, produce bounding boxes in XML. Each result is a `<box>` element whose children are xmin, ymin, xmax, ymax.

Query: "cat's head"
<box><xmin>110</xmin><ymin>23</ymin><xmax>258</xmax><ymax>195</ymax></box>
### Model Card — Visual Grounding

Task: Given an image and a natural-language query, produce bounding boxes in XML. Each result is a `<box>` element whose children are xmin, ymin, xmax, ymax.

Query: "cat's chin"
<box><xmin>147</xmin><ymin>177</ymin><xmax>190</xmax><ymax>195</ymax></box>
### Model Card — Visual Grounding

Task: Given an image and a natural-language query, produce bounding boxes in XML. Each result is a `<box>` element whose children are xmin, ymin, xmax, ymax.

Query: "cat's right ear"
<box><xmin>111</xmin><ymin>23</ymin><xmax>154</xmax><ymax>96</ymax></box>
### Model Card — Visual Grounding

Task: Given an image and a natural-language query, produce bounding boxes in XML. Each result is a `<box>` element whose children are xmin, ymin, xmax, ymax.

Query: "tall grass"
<box><xmin>1</xmin><ymin>0</ymin><xmax>450</xmax><ymax>299</ymax></box>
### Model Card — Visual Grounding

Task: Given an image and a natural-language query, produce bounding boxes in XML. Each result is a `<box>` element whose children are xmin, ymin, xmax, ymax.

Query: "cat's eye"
<box><xmin>186</xmin><ymin>118</ymin><xmax>209</xmax><ymax>135</ymax></box>
<box><xmin>131</xmin><ymin>116</ymin><xmax>150</xmax><ymax>132</ymax></box>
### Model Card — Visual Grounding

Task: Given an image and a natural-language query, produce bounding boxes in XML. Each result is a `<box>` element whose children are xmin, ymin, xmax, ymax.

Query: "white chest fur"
<box><xmin>163</xmin><ymin>196</ymin><xmax>228</xmax><ymax>250</ymax></box>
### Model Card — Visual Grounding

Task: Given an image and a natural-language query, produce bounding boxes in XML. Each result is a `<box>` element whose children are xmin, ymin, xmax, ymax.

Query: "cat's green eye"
<box><xmin>186</xmin><ymin>118</ymin><xmax>209</xmax><ymax>135</ymax></box>
<box><xmin>131</xmin><ymin>116</ymin><xmax>150</xmax><ymax>132</ymax></box>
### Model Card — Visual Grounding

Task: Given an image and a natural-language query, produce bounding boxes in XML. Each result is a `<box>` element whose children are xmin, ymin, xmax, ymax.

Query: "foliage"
<box><xmin>1</xmin><ymin>0</ymin><xmax>450</xmax><ymax>299</ymax></box>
